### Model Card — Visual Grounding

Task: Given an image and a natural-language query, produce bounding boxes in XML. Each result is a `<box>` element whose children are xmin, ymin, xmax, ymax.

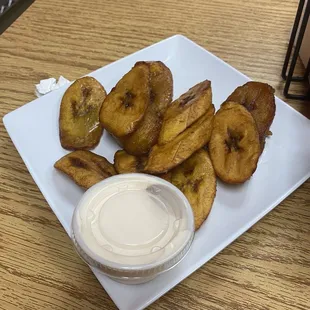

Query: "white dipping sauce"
<box><xmin>72</xmin><ymin>174</ymin><xmax>194</xmax><ymax>283</ymax></box>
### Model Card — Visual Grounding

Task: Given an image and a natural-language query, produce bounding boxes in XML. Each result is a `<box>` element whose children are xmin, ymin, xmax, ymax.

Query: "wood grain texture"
<box><xmin>0</xmin><ymin>0</ymin><xmax>309</xmax><ymax>309</ymax></box>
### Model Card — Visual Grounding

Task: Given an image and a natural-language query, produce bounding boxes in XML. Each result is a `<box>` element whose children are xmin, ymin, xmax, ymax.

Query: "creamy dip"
<box><xmin>71</xmin><ymin>174</ymin><xmax>194</xmax><ymax>283</ymax></box>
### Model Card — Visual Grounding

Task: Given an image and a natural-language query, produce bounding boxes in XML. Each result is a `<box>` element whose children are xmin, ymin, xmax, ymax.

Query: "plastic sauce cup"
<box><xmin>71</xmin><ymin>173</ymin><xmax>194</xmax><ymax>284</ymax></box>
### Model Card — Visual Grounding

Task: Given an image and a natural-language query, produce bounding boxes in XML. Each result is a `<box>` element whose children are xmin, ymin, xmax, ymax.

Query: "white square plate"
<box><xmin>4</xmin><ymin>35</ymin><xmax>310</xmax><ymax>310</ymax></box>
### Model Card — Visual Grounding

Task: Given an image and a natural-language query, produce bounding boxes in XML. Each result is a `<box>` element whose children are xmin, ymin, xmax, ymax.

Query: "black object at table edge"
<box><xmin>282</xmin><ymin>0</ymin><xmax>310</xmax><ymax>100</ymax></box>
<box><xmin>0</xmin><ymin>0</ymin><xmax>35</xmax><ymax>35</ymax></box>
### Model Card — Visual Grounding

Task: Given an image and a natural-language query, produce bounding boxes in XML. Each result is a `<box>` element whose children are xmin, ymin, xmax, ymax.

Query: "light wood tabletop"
<box><xmin>1</xmin><ymin>0</ymin><xmax>310</xmax><ymax>309</ymax></box>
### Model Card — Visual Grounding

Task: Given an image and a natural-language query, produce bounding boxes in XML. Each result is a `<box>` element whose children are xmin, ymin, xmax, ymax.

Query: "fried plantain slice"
<box><xmin>209</xmin><ymin>102</ymin><xmax>260</xmax><ymax>184</ymax></box>
<box><xmin>226</xmin><ymin>81</ymin><xmax>275</xmax><ymax>146</ymax></box>
<box><xmin>145</xmin><ymin>107</ymin><xmax>214</xmax><ymax>174</ymax></box>
<box><xmin>113</xmin><ymin>150</ymin><xmax>147</xmax><ymax>174</ymax></box>
<box><xmin>120</xmin><ymin>61</ymin><xmax>173</xmax><ymax>155</ymax></box>
<box><xmin>158</xmin><ymin>80</ymin><xmax>212</xmax><ymax>145</ymax></box>
<box><xmin>59</xmin><ymin>77</ymin><xmax>107</xmax><ymax>150</ymax></box>
<box><xmin>171</xmin><ymin>149</ymin><xmax>216</xmax><ymax>230</ymax></box>
<box><xmin>159</xmin><ymin>172</ymin><xmax>172</xmax><ymax>182</ymax></box>
<box><xmin>54</xmin><ymin>150</ymin><xmax>116</xmax><ymax>189</ymax></box>
<box><xmin>99</xmin><ymin>62</ymin><xmax>150</xmax><ymax>137</ymax></box>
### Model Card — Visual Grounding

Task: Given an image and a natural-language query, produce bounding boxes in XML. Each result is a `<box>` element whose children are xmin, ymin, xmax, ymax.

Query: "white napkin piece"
<box><xmin>35</xmin><ymin>76</ymin><xmax>70</xmax><ymax>97</ymax></box>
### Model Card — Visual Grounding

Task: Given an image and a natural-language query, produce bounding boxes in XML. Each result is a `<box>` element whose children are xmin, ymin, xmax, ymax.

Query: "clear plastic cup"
<box><xmin>71</xmin><ymin>173</ymin><xmax>194</xmax><ymax>284</ymax></box>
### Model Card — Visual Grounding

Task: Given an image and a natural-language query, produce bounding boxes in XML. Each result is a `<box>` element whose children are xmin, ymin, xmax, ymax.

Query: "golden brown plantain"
<box><xmin>113</xmin><ymin>150</ymin><xmax>147</xmax><ymax>174</ymax></box>
<box><xmin>159</xmin><ymin>172</ymin><xmax>172</xmax><ymax>182</ymax></box>
<box><xmin>171</xmin><ymin>149</ymin><xmax>216</xmax><ymax>230</ymax></box>
<box><xmin>119</xmin><ymin>61</ymin><xmax>173</xmax><ymax>155</ymax></box>
<box><xmin>114</xmin><ymin>150</ymin><xmax>174</xmax><ymax>184</ymax></box>
<box><xmin>59</xmin><ymin>77</ymin><xmax>107</xmax><ymax>150</ymax></box>
<box><xmin>54</xmin><ymin>150</ymin><xmax>116</xmax><ymax>189</ymax></box>
<box><xmin>158</xmin><ymin>80</ymin><xmax>212</xmax><ymax>145</ymax></box>
<box><xmin>226</xmin><ymin>81</ymin><xmax>275</xmax><ymax>147</ymax></box>
<box><xmin>99</xmin><ymin>62</ymin><xmax>150</xmax><ymax>137</ymax></box>
<box><xmin>209</xmin><ymin>102</ymin><xmax>261</xmax><ymax>184</ymax></box>
<box><xmin>145</xmin><ymin>107</ymin><xmax>214</xmax><ymax>174</ymax></box>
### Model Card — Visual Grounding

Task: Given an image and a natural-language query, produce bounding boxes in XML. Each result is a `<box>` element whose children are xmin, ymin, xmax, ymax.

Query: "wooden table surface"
<box><xmin>1</xmin><ymin>0</ymin><xmax>310</xmax><ymax>309</ymax></box>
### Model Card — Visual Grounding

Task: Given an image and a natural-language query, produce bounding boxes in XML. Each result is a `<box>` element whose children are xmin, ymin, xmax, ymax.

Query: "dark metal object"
<box><xmin>0</xmin><ymin>0</ymin><xmax>35</xmax><ymax>35</ymax></box>
<box><xmin>282</xmin><ymin>0</ymin><xmax>310</xmax><ymax>100</ymax></box>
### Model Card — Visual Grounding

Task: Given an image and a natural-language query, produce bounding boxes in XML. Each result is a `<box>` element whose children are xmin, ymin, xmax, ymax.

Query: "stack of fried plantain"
<box><xmin>209</xmin><ymin>81</ymin><xmax>275</xmax><ymax>184</ymax></box>
<box><xmin>56</xmin><ymin>74</ymin><xmax>217</xmax><ymax>230</ymax></box>
<box><xmin>145</xmin><ymin>80</ymin><xmax>215</xmax><ymax>173</ymax></box>
<box><xmin>100</xmin><ymin>61</ymin><xmax>173</xmax><ymax>155</ymax></box>
<box><xmin>226</xmin><ymin>81</ymin><xmax>275</xmax><ymax>150</ymax></box>
<box><xmin>111</xmin><ymin>79</ymin><xmax>216</xmax><ymax>230</ymax></box>
<box><xmin>54</xmin><ymin>63</ymin><xmax>276</xmax><ymax>231</ymax></box>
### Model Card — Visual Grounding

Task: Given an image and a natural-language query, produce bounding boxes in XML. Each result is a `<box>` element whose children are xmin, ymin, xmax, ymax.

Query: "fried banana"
<box><xmin>209</xmin><ymin>102</ymin><xmax>260</xmax><ymax>184</ymax></box>
<box><xmin>171</xmin><ymin>149</ymin><xmax>216</xmax><ymax>230</ymax></box>
<box><xmin>59</xmin><ymin>77</ymin><xmax>107</xmax><ymax>150</ymax></box>
<box><xmin>226</xmin><ymin>81</ymin><xmax>275</xmax><ymax>147</ymax></box>
<box><xmin>54</xmin><ymin>150</ymin><xmax>116</xmax><ymax>189</ymax></box>
<box><xmin>158</xmin><ymin>80</ymin><xmax>212</xmax><ymax>145</ymax></box>
<box><xmin>145</xmin><ymin>107</ymin><xmax>214</xmax><ymax>174</ymax></box>
<box><xmin>159</xmin><ymin>172</ymin><xmax>172</xmax><ymax>182</ymax></box>
<box><xmin>100</xmin><ymin>62</ymin><xmax>150</xmax><ymax>137</ymax></box>
<box><xmin>119</xmin><ymin>61</ymin><xmax>173</xmax><ymax>155</ymax></box>
<box><xmin>113</xmin><ymin>150</ymin><xmax>147</xmax><ymax>174</ymax></box>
